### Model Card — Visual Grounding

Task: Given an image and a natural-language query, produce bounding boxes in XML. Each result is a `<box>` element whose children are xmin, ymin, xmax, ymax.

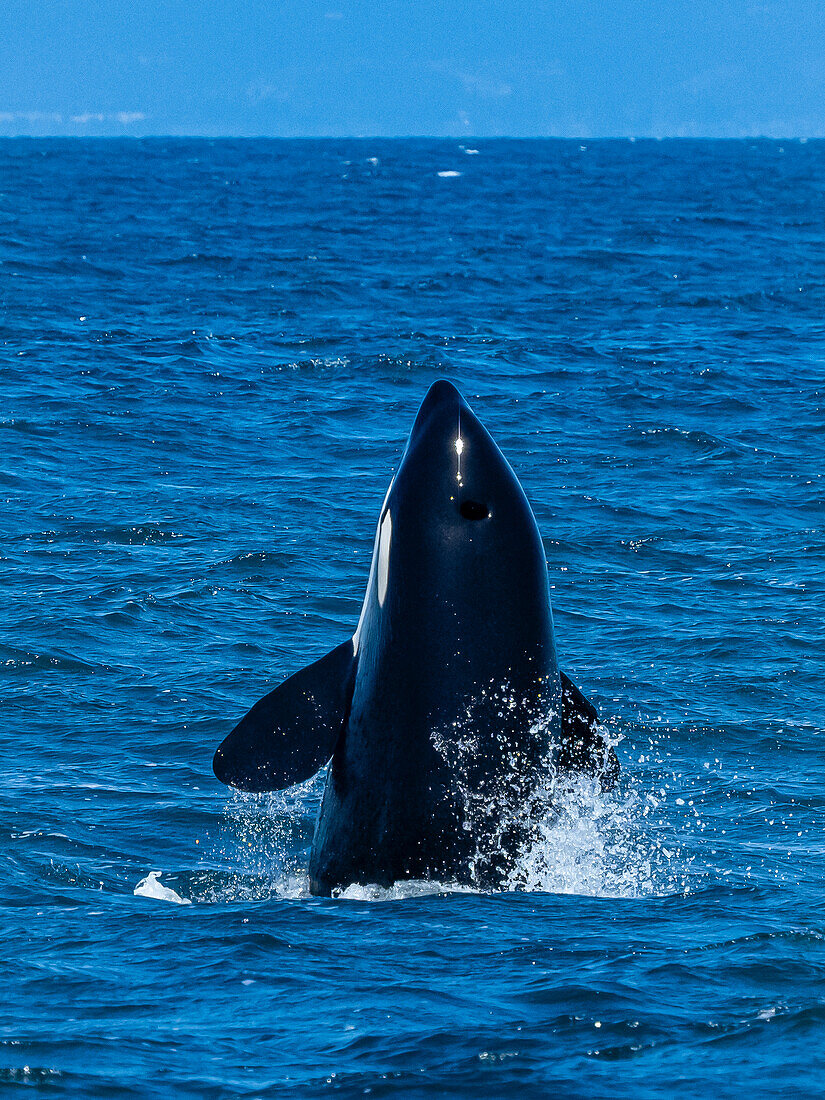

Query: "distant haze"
<box><xmin>2</xmin><ymin>0</ymin><xmax>824</xmax><ymax>137</ymax></box>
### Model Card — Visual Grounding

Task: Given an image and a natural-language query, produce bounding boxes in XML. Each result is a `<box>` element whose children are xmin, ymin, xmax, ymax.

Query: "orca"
<box><xmin>213</xmin><ymin>380</ymin><xmax>617</xmax><ymax>895</ymax></box>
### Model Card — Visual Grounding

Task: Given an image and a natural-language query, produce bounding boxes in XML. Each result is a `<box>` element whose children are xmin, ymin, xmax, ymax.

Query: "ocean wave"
<box><xmin>0</xmin><ymin>644</ymin><xmax>107</xmax><ymax>675</ymax></box>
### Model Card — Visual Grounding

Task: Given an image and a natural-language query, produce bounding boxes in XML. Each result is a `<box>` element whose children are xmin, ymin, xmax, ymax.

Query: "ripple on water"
<box><xmin>3</xmin><ymin>137</ymin><xmax>825</xmax><ymax>1097</ymax></box>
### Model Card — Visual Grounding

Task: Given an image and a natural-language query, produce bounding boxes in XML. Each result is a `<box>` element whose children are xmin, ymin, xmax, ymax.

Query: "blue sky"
<box><xmin>1</xmin><ymin>0</ymin><xmax>824</xmax><ymax>137</ymax></box>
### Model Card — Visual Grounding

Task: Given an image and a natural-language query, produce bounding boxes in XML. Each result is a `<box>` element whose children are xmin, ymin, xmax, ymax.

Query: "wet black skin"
<box><xmin>213</xmin><ymin>380</ymin><xmax>617</xmax><ymax>896</ymax></box>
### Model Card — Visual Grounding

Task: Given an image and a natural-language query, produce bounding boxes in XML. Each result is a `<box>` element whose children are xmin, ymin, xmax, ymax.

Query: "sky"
<box><xmin>1</xmin><ymin>0</ymin><xmax>824</xmax><ymax>138</ymax></box>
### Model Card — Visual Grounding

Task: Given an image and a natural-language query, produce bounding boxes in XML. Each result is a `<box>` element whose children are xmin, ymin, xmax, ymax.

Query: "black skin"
<box><xmin>213</xmin><ymin>380</ymin><xmax>618</xmax><ymax>895</ymax></box>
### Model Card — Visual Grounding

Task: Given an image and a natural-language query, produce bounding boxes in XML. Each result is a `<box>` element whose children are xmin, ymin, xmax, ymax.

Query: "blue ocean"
<box><xmin>2</xmin><ymin>138</ymin><xmax>823</xmax><ymax>1097</ymax></box>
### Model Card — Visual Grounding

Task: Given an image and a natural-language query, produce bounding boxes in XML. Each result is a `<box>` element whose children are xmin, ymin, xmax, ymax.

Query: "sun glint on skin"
<box><xmin>455</xmin><ymin>409</ymin><xmax>464</xmax><ymax>483</ymax></box>
<box><xmin>455</xmin><ymin>435</ymin><xmax>464</xmax><ymax>482</ymax></box>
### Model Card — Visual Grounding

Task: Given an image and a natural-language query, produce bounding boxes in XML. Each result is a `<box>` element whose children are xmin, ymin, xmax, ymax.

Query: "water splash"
<box><xmin>430</xmin><ymin>698</ymin><xmax>689</xmax><ymax>898</ymax></box>
<box><xmin>202</xmin><ymin>718</ymin><xmax>691</xmax><ymax>902</ymax></box>
<box><xmin>203</xmin><ymin>778</ymin><xmax>323</xmax><ymax>901</ymax></box>
<box><xmin>507</xmin><ymin>773</ymin><xmax>690</xmax><ymax>897</ymax></box>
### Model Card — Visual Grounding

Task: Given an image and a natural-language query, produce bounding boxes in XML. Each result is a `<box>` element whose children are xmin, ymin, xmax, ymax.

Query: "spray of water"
<box><xmin>137</xmin><ymin>695</ymin><xmax>693</xmax><ymax>904</ymax></box>
<box><xmin>195</xmin><ymin>701</ymin><xmax>692</xmax><ymax>903</ymax></box>
<box><xmin>430</xmin><ymin>698</ymin><xmax>689</xmax><ymax>899</ymax></box>
<box><xmin>184</xmin><ymin>778</ymin><xmax>324</xmax><ymax>903</ymax></box>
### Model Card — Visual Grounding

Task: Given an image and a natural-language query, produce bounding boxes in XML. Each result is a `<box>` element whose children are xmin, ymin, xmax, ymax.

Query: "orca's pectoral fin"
<box><xmin>213</xmin><ymin>640</ymin><xmax>355</xmax><ymax>793</ymax></box>
<box><xmin>558</xmin><ymin>671</ymin><xmax>619</xmax><ymax>790</ymax></box>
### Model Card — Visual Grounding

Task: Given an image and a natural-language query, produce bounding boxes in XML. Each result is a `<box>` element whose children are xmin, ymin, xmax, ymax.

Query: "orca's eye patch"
<box><xmin>459</xmin><ymin>499</ymin><xmax>489</xmax><ymax>521</ymax></box>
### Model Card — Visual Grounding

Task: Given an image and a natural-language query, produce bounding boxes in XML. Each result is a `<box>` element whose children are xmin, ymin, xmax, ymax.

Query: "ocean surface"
<box><xmin>1</xmin><ymin>138</ymin><xmax>823</xmax><ymax>1097</ymax></box>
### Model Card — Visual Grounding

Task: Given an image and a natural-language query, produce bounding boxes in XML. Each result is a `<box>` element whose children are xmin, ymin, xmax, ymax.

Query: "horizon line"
<box><xmin>0</xmin><ymin>133</ymin><xmax>822</xmax><ymax>142</ymax></box>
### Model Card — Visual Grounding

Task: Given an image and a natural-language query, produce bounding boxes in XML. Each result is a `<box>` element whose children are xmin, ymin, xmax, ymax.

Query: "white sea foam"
<box><xmin>334</xmin><ymin>880</ymin><xmax>476</xmax><ymax>901</ymax></box>
<box><xmin>437</xmin><ymin>170</ymin><xmax>462</xmax><ymax>178</ymax></box>
<box><xmin>134</xmin><ymin>870</ymin><xmax>191</xmax><ymax>905</ymax></box>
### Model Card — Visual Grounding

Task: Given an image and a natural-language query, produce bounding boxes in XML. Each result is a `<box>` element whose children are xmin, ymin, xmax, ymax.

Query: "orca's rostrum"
<box><xmin>213</xmin><ymin>380</ymin><xmax>617</xmax><ymax>895</ymax></box>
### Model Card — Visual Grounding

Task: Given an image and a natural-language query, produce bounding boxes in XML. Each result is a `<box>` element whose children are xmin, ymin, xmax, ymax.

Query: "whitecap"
<box><xmin>134</xmin><ymin>870</ymin><xmax>191</xmax><ymax>905</ymax></box>
<box><xmin>437</xmin><ymin>170</ymin><xmax>462</xmax><ymax>178</ymax></box>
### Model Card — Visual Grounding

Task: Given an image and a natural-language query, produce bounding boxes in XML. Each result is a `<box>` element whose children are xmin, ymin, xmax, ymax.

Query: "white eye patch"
<box><xmin>377</xmin><ymin>508</ymin><xmax>392</xmax><ymax>607</ymax></box>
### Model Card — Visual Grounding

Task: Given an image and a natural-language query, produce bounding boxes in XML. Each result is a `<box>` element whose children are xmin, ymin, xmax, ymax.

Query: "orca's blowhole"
<box><xmin>459</xmin><ymin>499</ymin><xmax>489</xmax><ymax>521</ymax></box>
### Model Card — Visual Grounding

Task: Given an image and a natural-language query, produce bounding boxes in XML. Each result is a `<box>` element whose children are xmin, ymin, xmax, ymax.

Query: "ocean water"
<box><xmin>1</xmin><ymin>138</ymin><xmax>823</xmax><ymax>1097</ymax></box>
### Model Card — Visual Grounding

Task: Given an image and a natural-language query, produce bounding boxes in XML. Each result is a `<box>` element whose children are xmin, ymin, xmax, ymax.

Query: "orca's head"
<box><xmin>404</xmin><ymin>380</ymin><xmax>528</xmax><ymax>526</ymax></box>
<box><xmin>360</xmin><ymin>380</ymin><xmax>553</xmax><ymax>651</ymax></box>
<box><xmin>399</xmin><ymin>379</ymin><xmax>543</xmax><ymax>542</ymax></box>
